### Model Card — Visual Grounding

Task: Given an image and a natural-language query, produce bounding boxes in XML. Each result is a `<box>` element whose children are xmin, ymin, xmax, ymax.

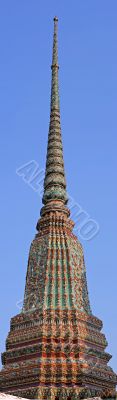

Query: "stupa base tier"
<box><xmin>0</xmin><ymin>310</ymin><xmax>116</xmax><ymax>399</ymax></box>
<box><xmin>0</xmin><ymin>384</ymin><xmax>116</xmax><ymax>399</ymax></box>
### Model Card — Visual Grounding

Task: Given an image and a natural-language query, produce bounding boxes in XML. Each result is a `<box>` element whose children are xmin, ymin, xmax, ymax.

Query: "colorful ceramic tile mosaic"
<box><xmin>0</xmin><ymin>17</ymin><xmax>116</xmax><ymax>400</ymax></box>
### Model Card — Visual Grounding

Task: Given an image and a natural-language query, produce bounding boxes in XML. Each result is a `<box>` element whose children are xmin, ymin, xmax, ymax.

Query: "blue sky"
<box><xmin>0</xmin><ymin>0</ymin><xmax>117</xmax><ymax>372</ymax></box>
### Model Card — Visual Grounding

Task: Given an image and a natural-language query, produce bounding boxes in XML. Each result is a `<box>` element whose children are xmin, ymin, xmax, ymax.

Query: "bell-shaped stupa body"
<box><xmin>0</xmin><ymin>17</ymin><xmax>116</xmax><ymax>400</ymax></box>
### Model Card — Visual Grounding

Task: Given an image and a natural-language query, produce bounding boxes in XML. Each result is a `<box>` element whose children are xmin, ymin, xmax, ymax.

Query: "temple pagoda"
<box><xmin>0</xmin><ymin>17</ymin><xmax>116</xmax><ymax>400</ymax></box>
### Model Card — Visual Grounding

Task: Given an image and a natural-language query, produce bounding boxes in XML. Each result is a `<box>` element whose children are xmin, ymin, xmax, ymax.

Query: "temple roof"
<box><xmin>0</xmin><ymin>395</ymin><xmax>28</xmax><ymax>400</ymax></box>
<box><xmin>0</xmin><ymin>394</ymin><xmax>102</xmax><ymax>400</ymax></box>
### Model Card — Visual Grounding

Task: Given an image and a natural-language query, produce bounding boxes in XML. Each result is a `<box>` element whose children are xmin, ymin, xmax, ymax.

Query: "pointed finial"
<box><xmin>41</xmin><ymin>17</ymin><xmax>68</xmax><ymax>210</ymax></box>
<box><xmin>51</xmin><ymin>16</ymin><xmax>59</xmax><ymax>70</ymax></box>
<box><xmin>50</xmin><ymin>16</ymin><xmax>60</xmax><ymax>112</ymax></box>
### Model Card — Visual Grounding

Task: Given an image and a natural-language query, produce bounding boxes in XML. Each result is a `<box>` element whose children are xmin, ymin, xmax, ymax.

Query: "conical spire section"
<box><xmin>51</xmin><ymin>16</ymin><xmax>59</xmax><ymax>111</ymax></box>
<box><xmin>42</xmin><ymin>17</ymin><xmax>68</xmax><ymax>206</ymax></box>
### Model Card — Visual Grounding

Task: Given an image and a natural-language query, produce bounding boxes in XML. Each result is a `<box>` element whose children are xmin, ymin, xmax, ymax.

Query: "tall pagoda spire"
<box><xmin>0</xmin><ymin>17</ymin><xmax>116</xmax><ymax>400</ymax></box>
<box><xmin>42</xmin><ymin>17</ymin><xmax>68</xmax><ymax>207</ymax></box>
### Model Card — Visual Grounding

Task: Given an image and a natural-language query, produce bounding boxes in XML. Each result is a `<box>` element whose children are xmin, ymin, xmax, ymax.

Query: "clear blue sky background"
<box><xmin>0</xmin><ymin>0</ymin><xmax>117</xmax><ymax>372</ymax></box>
